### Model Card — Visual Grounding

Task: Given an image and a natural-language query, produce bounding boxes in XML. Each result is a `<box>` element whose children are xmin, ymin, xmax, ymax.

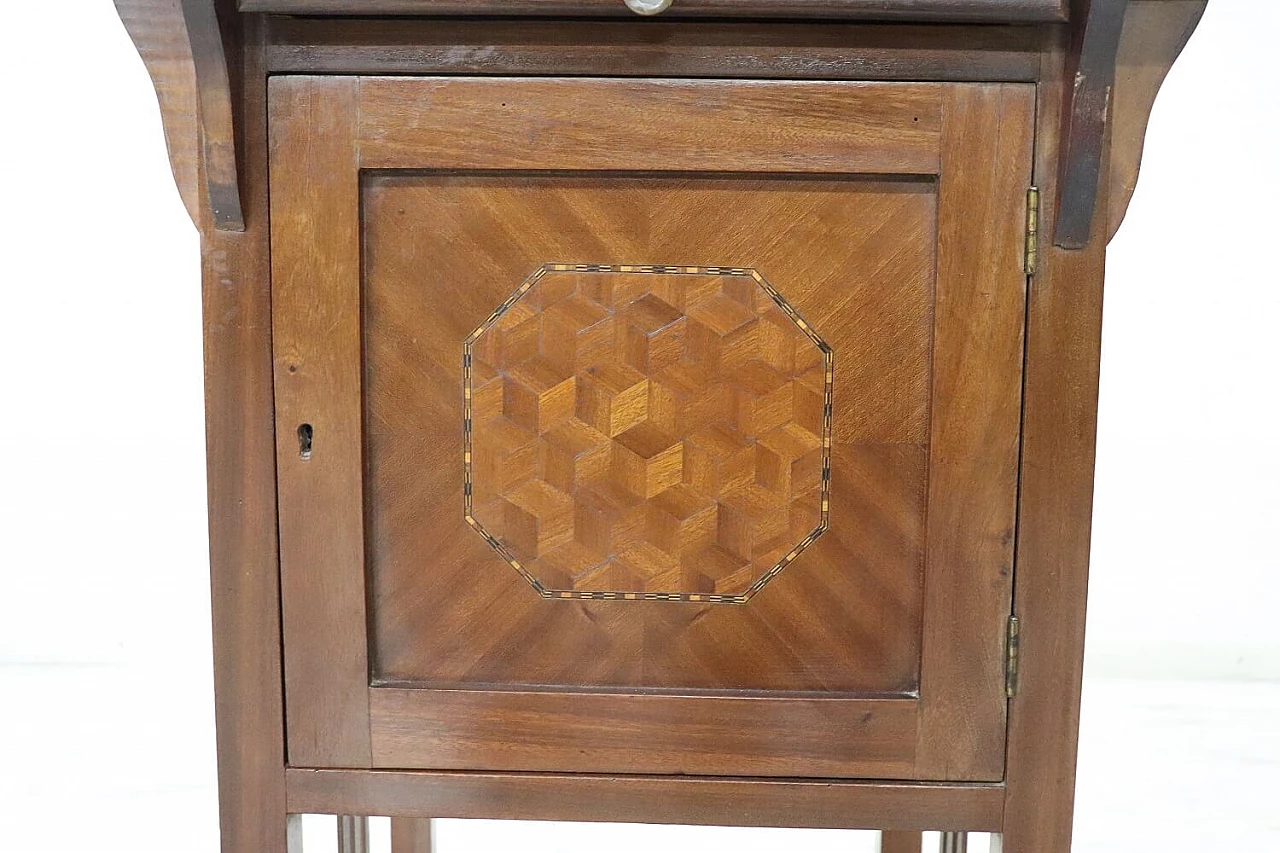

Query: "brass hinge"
<box><xmin>1005</xmin><ymin>615</ymin><xmax>1022</xmax><ymax>698</ymax></box>
<box><xmin>1024</xmin><ymin>187</ymin><xmax>1040</xmax><ymax>276</ymax></box>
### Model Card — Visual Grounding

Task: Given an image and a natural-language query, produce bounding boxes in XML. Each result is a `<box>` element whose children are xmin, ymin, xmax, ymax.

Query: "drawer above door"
<box><xmin>269</xmin><ymin>76</ymin><xmax>1033</xmax><ymax>781</ymax></box>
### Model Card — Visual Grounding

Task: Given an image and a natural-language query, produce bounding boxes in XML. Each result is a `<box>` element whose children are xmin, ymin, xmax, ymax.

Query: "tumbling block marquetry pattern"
<box><xmin>465</xmin><ymin>264</ymin><xmax>833</xmax><ymax>603</ymax></box>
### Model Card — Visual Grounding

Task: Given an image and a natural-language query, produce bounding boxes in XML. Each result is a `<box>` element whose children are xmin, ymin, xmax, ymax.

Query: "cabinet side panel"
<box><xmin>269</xmin><ymin>75</ymin><xmax>372</xmax><ymax>767</ymax></box>
<box><xmin>914</xmin><ymin>83</ymin><xmax>1034</xmax><ymax>781</ymax></box>
<box><xmin>203</xmin><ymin>16</ymin><xmax>291</xmax><ymax>853</ymax></box>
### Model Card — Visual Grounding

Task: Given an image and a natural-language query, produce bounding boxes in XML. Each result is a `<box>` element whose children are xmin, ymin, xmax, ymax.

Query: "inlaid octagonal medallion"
<box><xmin>463</xmin><ymin>264</ymin><xmax>832</xmax><ymax>604</ymax></box>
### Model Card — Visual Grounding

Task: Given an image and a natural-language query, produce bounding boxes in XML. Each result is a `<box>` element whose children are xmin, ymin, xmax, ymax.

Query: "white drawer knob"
<box><xmin>624</xmin><ymin>0</ymin><xmax>672</xmax><ymax>15</ymax></box>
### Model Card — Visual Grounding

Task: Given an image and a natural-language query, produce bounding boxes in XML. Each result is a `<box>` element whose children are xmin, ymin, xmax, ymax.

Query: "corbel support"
<box><xmin>1055</xmin><ymin>0</ymin><xmax>1207</xmax><ymax>248</ymax></box>
<box><xmin>1106</xmin><ymin>0</ymin><xmax>1208</xmax><ymax>241</ymax></box>
<box><xmin>116</xmin><ymin>0</ymin><xmax>245</xmax><ymax>231</ymax></box>
<box><xmin>114</xmin><ymin>0</ymin><xmax>200</xmax><ymax>225</ymax></box>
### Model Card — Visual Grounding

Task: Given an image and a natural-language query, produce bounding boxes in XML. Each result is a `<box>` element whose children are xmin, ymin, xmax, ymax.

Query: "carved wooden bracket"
<box><xmin>1057</xmin><ymin>0</ymin><xmax>1207</xmax><ymax>248</ymax></box>
<box><xmin>116</xmin><ymin>0</ymin><xmax>244</xmax><ymax>231</ymax></box>
<box><xmin>1107</xmin><ymin>0</ymin><xmax>1207</xmax><ymax>241</ymax></box>
<box><xmin>114</xmin><ymin>0</ymin><xmax>200</xmax><ymax>226</ymax></box>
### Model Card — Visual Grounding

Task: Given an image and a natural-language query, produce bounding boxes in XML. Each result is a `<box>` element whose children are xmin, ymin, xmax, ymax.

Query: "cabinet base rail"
<box><xmin>288</xmin><ymin>770</ymin><xmax>1003</xmax><ymax>833</ymax></box>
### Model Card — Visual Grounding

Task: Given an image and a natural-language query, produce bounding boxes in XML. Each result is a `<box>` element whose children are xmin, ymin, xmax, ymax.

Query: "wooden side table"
<box><xmin>115</xmin><ymin>2</ymin><xmax>1208</xmax><ymax>851</ymax></box>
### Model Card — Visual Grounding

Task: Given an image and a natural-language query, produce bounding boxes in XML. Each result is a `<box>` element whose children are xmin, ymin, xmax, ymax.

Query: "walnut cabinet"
<box><xmin>116</xmin><ymin>1</ymin><xmax>1208</xmax><ymax>852</ymax></box>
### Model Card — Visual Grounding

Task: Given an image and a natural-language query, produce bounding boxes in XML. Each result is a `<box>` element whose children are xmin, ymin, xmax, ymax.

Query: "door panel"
<box><xmin>365</xmin><ymin>175</ymin><xmax>933</xmax><ymax>696</ymax></box>
<box><xmin>269</xmin><ymin>77</ymin><xmax>1032</xmax><ymax>780</ymax></box>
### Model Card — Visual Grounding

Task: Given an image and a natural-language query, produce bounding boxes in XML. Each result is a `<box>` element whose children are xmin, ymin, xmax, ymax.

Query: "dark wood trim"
<box><xmin>287</xmin><ymin>769</ymin><xmax>1006</xmax><ymax>832</ymax></box>
<box><xmin>242</xmin><ymin>0</ymin><xmax>1070</xmax><ymax>22</ymax></box>
<box><xmin>202</xmin><ymin>14</ymin><xmax>291</xmax><ymax>853</ymax></box>
<box><xmin>180</xmin><ymin>0</ymin><xmax>246</xmax><ymax>230</ymax></box>
<box><xmin>1052</xmin><ymin>0</ymin><xmax>1127</xmax><ymax>248</ymax></box>
<box><xmin>264</xmin><ymin>19</ymin><xmax>1044</xmax><ymax>81</ymax></box>
<box><xmin>997</xmin><ymin>31</ymin><xmax>1108</xmax><ymax>853</ymax></box>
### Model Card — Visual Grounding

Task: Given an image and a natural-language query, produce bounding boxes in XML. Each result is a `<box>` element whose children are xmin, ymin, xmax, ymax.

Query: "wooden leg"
<box><xmin>877</xmin><ymin>830</ymin><xmax>922</xmax><ymax>853</ymax></box>
<box><xmin>337</xmin><ymin>816</ymin><xmax>370</xmax><ymax>853</ymax></box>
<box><xmin>392</xmin><ymin>819</ymin><xmax>437</xmax><ymax>853</ymax></box>
<box><xmin>939</xmin><ymin>832</ymin><xmax>968</xmax><ymax>853</ymax></box>
<box><xmin>1000</xmin><ymin>31</ymin><xmax>1110</xmax><ymax>853</ymax></box>
<box><xmin>200</xmin><ymin>16</ymin><xmax>291</xmax><ymax>853</ymax></box>
<box><xmin>287</xmin><ymin>815</ymin><xmax>304</xmax><ymax>853</ymax></box>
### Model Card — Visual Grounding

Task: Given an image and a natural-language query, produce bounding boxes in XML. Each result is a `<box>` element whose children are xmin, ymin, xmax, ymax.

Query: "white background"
<box><xmin>0</xmin><ymin>1</ymin><xmax>1276</xmax><ymax>851</ymax></box>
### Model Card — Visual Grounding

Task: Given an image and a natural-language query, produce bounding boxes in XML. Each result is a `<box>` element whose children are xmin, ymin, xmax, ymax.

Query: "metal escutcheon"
<box><xmin>624</xmin><ymin>0</ymin><xmax>673</xmax><ymax>15</ymax></box>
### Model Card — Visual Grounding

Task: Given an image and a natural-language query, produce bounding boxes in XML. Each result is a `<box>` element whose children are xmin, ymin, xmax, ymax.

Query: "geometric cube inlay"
<box><xmin>464</xmin><ymin>264</ymin><xmax>833</xmax><ymax>604</ymax></box>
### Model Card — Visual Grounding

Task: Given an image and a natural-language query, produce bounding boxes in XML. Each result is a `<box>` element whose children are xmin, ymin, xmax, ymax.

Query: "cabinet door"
<box><xmin>269</xmin><ymin>77</ymin><xmax>1032</xmax><ymax>781</ymax></box>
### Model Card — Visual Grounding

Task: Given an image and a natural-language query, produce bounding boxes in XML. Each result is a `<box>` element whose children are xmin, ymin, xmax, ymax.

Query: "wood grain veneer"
<box><xmin>364</xmin><ymin>173</ymin><xmax>934</xmax><ymax>697</ymax></box>
<box><xmin>113</xmin><ymin>5</ymin><xmax>1207</xmax><ymax>850</ymax></box>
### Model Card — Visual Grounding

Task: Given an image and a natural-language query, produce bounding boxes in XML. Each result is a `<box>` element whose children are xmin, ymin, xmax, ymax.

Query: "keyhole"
<box><xmin>298</xmin><ymin>424</ymin><xmax>314</xmax><ymax>460</ymax></box>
